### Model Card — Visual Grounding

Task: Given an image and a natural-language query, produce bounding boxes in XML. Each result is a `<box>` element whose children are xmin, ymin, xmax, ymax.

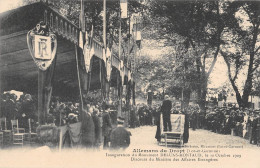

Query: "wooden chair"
<box><xmin>0</xmin><ymin>117</ymin><xmax>7</xmax><ymax>131</ymax></box>
<box><xmin>11</xmin><ymin>119</ymin><xmax>25</xmax><ymax>146</ymax></box>
<box><xmin>0</xmin><ymin>117</ymin><xmax>12</xmax><ymax>147</ymax></box>
<box><xmin>24</xmin><ymin>119</ymin><xmax>37</xmax><ymax>145</ymax></box>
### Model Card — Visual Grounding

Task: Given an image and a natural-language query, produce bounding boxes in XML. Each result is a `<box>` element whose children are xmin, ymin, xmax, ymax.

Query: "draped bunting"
<box><xmin>132</xmin><ymin>13</ymin><xmax>142</xmax><ymax>49</ymax></box>
<box><xmin>106</xmin><ymin>47</ymin><xmax>112</xmax><ymax>81</ymax></box>
<box><xmin>38</xmin><ymin>54</ymin><xmax>57</xmax><ymax>125</ymax></box>
<box><xmin>83</xmin><ymin>42</ymin><xmax>94</xmax><ymax>73</ymax></box>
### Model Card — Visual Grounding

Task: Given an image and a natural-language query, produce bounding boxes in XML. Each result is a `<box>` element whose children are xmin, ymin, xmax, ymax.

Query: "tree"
<box><xmin>220</xmin><ymin>1</ymin><xmax>260</xmax><ymax>108</ymax></box>
<box><xmin>148</xmin><ymin>1</ymin><xmax>225</xmax><ymax>112</ymax></box>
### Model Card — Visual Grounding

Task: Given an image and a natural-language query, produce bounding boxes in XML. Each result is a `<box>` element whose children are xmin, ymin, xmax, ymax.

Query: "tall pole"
<box><xmin>127</xmin><ymin>10</ymin><xmax>130</xmax><ymax>67</ymax></box>
<box><xmin>75</xmin><ymin>46</ymin><xmax>84</xmax><ymax>115</ymax></box>
<box><xmin>81</xmin><ymin>0</ymin><xmax>85</xmax><ymax>33</ymax></box>
<box><xmin>134</xmin><ymin>17</ymin><xmax>137</xmax><ymax>72</ymax></box>
<box><xmin>103</xmin><ymin>0</ymin><xmax>106</xmax><ymax>49</ymax></box>
<box><xmin>181</xmin><ymin>56</ymin><xmax>185</xmax><ymax>111</ymax></box>
<box><xmin>118</xmin><ymin>10</ymin><xmax>122</xmax><ymax>117</ymax></box>
<box><xmin>119</xmin><ymin>14</ymin><xmax>122</xmax><ymax>60</ymax></box>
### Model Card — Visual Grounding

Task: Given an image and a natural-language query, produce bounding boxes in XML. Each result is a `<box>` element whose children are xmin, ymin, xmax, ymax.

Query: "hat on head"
<box><xmin>117</xmin><ymin>117</ymin><xmax>125</xmax><ymax>125</ymax></box>
<box><xmin>164</xmin><ymin>95</ymin><xmax>169</xmax><ymax>100</ymax></box>
<box><xmin>24</xmin><ymin>94</ymin><xmax>32</xmax><ymax>101</ymax></box>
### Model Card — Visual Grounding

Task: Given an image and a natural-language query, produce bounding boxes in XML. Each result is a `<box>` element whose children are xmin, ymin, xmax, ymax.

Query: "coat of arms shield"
<box><xmin>27</xmin><ymin>22</ymin><xmax>57</xmax><ymax>71</ymax></box>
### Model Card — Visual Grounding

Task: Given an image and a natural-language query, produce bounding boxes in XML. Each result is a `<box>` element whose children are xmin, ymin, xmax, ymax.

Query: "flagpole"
<box><xmin>103</xmin><ymin>0</ymin><xmax>106</xmax><ymax>50</ymax></box>
<box><xmin>119</xmin><ymin>14</ymin><xmax>122</xmax><ymax>61</ymax></box>
<box><xmin>127</xmin><ymin>5</ymin><xmax>130</xmax><ymax>67</ymax></box>
<box><xmin>77</xmin><ymin>0</ymin><xmax>85</xmax><ymax>114</ymax></box>
<box><xmin>81</xmin><ymin>0</ymin><xmax>85</xmax><ymax>33</ymax></box>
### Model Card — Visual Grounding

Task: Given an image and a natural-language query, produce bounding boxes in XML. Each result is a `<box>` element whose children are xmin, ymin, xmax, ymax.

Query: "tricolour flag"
<box><xmin>120</xmin><ymin>0</ymin><xmax>128</xmax><ymax>19</ymax></box>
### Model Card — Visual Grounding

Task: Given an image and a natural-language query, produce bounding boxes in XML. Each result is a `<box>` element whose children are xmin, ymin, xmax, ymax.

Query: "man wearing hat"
<box><xmin>19</xmin><ymin>94</ymin><xmax>36</xmax><ymax>130</ymax></box>
<box><xmin>110</xmin><ymin>118</ymin><xmax>131</xmax><ymax>150</ymax></box>
<box><xmin>161</xmin><ymin>95</ymin><xmax>172</xmax><ymax>132</ymax></box>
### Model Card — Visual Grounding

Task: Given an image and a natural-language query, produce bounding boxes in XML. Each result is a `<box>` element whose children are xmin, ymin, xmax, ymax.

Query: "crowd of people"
<box><xmin>0</xmin><ymin>92</ymin><xmax>132</xmax><ymax>150</ymax></box>
<box><xmin>80</xmin><ymin>103</ymin><xmax>131</xmax><ymax>150</ymax></box>
<box><xmin>134</xmin><ymin>96</ymin><xmax>259</xmax><ymax>146</ymax></box>
<box><xmin>203</xmin><ymin>107</ymin><xmax>260</xmax><ymax>145</ymax></box>
<box><xmin>1</xmin><ymin>91</ymin><xmax>259</xmax><ymax>149</ymax></box>
<box><xmin>137</xmin><ymin>104</ymin><xmax>157</xmax><ymax>126</ymax></box>
<box><xmin>0</xmin><ymin>92</ymin><xmax>37</xmax><ymax>131</ymax></box>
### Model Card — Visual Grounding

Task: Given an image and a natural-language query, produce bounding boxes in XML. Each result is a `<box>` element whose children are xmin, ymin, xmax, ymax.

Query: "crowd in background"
<box><xmin>0</xmin><ymin>92</ymin><xmax>132</xmax><ymax>149</ymax></box>
<box><xmin>135</xmin><ymin>103</ymin><xmax>260</xmax><ymax>146</ymax></box>
<box><xmin>203</xmin><ymin>107</ymin><xmax>260</xmax><ymax>145</ymax></box>
<box><xmin>0</xmin><ymin>92</ymin><xmax>37</xmax><ymax>131</ymax></box>
<box><xmin>1</xmin><ymin>91</ymin><xmax>259</xmax><ymax>147</ymax></box>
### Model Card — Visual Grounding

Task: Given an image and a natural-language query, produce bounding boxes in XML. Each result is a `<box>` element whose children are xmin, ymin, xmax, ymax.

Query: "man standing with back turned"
<box><xmin>161</xmin><ymin>95</ymin><xmax>172</xmax><ymax>132</ymax></box>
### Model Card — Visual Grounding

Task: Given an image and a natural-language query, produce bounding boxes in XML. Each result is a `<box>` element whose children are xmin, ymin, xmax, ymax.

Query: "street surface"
<box><xmin>0</xmin><ymin>126</ymin><xmax>259</xmax><ymax>168</ymax></box>
<box><xmin>128</xmin><ymin>126</ymin><xmax>258</xmax><ymax>149</ymax></box>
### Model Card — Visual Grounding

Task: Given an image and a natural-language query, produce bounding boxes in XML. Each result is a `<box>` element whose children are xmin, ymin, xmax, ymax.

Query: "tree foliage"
<box><xmin>220</xmin><ymin>1</ymin><xmax>260</xmax><ymax>107</ymax></box>
<box><xmin>147</xmin><ymin>1</ymin><xmax>225</xmax><ymax>111</ymax></box>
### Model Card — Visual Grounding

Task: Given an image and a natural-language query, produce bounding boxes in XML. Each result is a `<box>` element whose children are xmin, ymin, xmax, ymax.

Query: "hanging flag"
<box><xmin>134</xmin><ymin>14</ymin><xmax>142</xmax><ymax>49</ymax></box>
<box><xmin>128</xmin><ymin>70</ymin><xmax>131</xmax><ymax>81</ymax></box>
<box><xmin>83</xmin><ymin>43</ymin><xmax>94</xmax><ymax>73</ymax></box>
<box><xmin>120</xmin><ymin>0</ymin><xmax>128</xmax><ymax>19</ymax></box>
<box><xmin>130</xmin><ymin>15</ymin><xmax>135</xmax><ymax>35</ymax></box>
<box><xmin>106</xmin><ymin>47</ymin><xmax>112</xmax><ymax>81</ymax></box>
<box><xmin>79</xmin><ymin>31</ymin><xmax>84</xmax><ymax>49</ymax></box>
<box><xmin>136</xmin><ymin>29</ymin><xmax>141</xmax><ymax>41</ymax></box>
<box><xmin>136</xmin><ymin>20</ymin><xmax>142</xmax><ymax>41</ymax></box>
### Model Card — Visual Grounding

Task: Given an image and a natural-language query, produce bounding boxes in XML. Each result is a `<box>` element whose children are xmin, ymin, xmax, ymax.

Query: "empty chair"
<box><xmin>0</xmin><ymin>117</ymin><xmax>12</xmax><ymax>146</ymax></box>
<box><xmin>11</xmin><ymin>120</ymin><xmax>25</xmax><ymax>146</ymax></box>
<box><xmin>0</xmin><ymin>118</ymin><xmax>7</xmax><ymax>131</ymax></box>
<box><xmin>24</xmin><ymin>118</ymin><xmax>37</xmax><ymax>145</ymax></box>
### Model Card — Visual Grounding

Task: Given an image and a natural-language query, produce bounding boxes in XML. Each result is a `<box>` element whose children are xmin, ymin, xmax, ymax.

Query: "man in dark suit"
<box><xmin>81</xmin><ymin>106</ymin><xmax>95</xmax><ymax>148</ymax></box>
<box><xmin>92</xmin><ymin>108</ymin><xmax>102</xmax><ymax>148</ymax></box>
<box><xmin>161</xmin><ymin>95</ymin><xmax>172</xmax><ymax>131</ymax></box>
<box><xmin>102</xmin><ymin>104</ymin><xmax>112</xmax><ymax>149</ymax></box>
<box><xmin>110</xmin><ymin>120</ymin><xmax>131</xmax><ymax>150</ymax></box>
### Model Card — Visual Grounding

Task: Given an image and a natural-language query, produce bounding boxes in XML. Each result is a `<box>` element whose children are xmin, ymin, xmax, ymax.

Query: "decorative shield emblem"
<box><xmin>27</xmin><ymin>22</ymin><xmax>57</xmax><ymax>71</ymax></box>
<box><xmin>83</xmin><ymin>43</ymin><xmax>94</xmax><ymax>73</ymax></box>
<box><xmin>106</xmin><ymin>47</ymin><xmax>112</xmax><ymax>81</ymax></box>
